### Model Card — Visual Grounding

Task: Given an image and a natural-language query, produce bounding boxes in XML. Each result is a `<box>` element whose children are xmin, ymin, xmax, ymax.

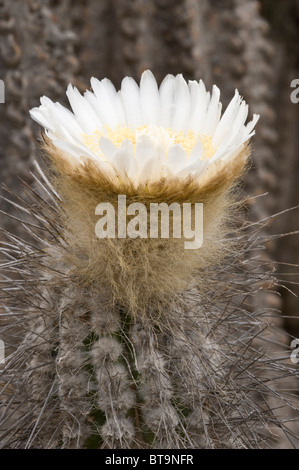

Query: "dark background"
<box><xmin>0</xmin><ymin>0</ymin><xmax>298</xmax><ymax>336</ymax></box>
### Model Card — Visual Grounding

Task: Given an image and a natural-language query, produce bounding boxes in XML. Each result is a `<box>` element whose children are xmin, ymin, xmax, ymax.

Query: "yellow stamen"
<box><xmin>81</xmin><ymin>125</ymin><xmax>216</xmax><ymax>160</ymax></box>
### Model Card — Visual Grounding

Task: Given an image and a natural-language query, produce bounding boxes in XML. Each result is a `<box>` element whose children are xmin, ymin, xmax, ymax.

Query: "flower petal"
<box><xmin>140</xmin><ymin>70</ymin><xmax>160</xmax><ymax>125</ymax></box>
<box><xmin>90</xmin><ymin>77</ymin><xmax>122</xmax><ymax>127</ymax></box>
<box><xmin>176</xmin><ymin>159</ymin><xmax>209</xmax><ymax>179</ymax></box>
<box><xmin>135</xmin><ymin>134</ymin><xmax>156</xmax><ymax>161</ymax></box>
<box><xmin>167</xmin><ymin>144</ymin><xmax>188</xmax><ymax>173</ymax></box>
<box><xmin>120</xmin><ymin>77</ymin><xmax>142</xmax><ymax>128</ymax></box>
<box><xmin>101</xmin><ymin>78</ymin><xmax>126</xmax><ymax>125</ymax></box>
<box><xmin>29</xmin><ymin>107</ymin><xmax>56</xmax><ymax>133</ymax></box>
<box><xmin>99</xmin><ymin>136</ymin><xmax>118</xmax><ymax>161</ymax></box>
<box><xmin>189</xmin><ymin>80</ymin><xmax>210</xmax><ymax>133</ymax></box>
<box><xmin>188</xmin><ymin>140</ymin><xmax>203</xmax><ymax>164</ymax></box>
<box><xmin>139</xmin><ymin>156</ymin><xmax>162</xmax><ymax>183</ymax></box>
<box><xmin>66</xmin><ymin>84</ymin><xmax>102</xmax><ymax>133</ymax></box>
<box><xmin>171</xmin><ymin>74</ymin><xmax>190</xmax><ymax>132</ymax></box>
<box><xmin>159</xmin><ymin>74</ymin><xmax>175</xmax><ymax>128</ymax></box>
<box><xmin>202</xmin><ymin>85</ymin><xmax>221</xmax><ymax>135</ymax></box>
<box><xmin>212</xmin><ymin>90</ymin><xmax>241</xmax><ymax>146</ymax></box>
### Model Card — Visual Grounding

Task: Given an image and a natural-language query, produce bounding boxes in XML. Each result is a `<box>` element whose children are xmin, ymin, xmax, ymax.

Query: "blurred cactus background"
<box><xmin>0</xmin><ymin>0</ymin><xmax>299</xmax><ymax>448</ymax></box>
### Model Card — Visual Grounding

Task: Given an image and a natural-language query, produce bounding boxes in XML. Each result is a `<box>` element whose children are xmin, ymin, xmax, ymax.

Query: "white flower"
<box><xmin>29</xmin><ymin>70</ymin><xmax>259</xmax><ymax>184</ymax></box>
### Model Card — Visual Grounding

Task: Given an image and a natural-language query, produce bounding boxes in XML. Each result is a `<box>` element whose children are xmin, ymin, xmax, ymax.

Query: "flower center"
<box><xmin>81</xmin><ymin>125</ymin><xmax>216</xmax><ymax>159</ymax></box>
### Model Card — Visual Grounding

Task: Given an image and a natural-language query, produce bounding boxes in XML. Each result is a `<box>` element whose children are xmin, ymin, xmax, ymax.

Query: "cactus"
<box><xmin>1</xmin><ymin>160</ymin><xmax>298</xmax><ymax>448</ymax></box>
<box><xmin>1</xmin><ymin>71</ymin><xmax>298</xmax><ymax>449</ymax></box>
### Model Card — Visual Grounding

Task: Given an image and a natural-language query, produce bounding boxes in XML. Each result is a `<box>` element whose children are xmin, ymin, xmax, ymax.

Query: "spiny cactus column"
<box><xmin>1</xmin><ymin>70</ymin><xmax>298</xmax><ymax>449</ymax></box>
<box><xmin>2</xmin><ymin>179</ymin><xmax>298</xmax><ymax>448</ymax></box>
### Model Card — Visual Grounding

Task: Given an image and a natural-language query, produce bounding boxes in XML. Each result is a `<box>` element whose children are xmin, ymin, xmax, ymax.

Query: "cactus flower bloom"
<box><xmin>29</xmin><ymin>70</ymin><xmax>259</xmax><ymax>185</ymax></box>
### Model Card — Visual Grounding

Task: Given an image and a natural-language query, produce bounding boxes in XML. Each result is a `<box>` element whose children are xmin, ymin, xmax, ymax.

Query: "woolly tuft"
<box><xmin>41</xmin><ymin>137</ymin><xmax>250</xmax><ymax>320</ymax></box>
